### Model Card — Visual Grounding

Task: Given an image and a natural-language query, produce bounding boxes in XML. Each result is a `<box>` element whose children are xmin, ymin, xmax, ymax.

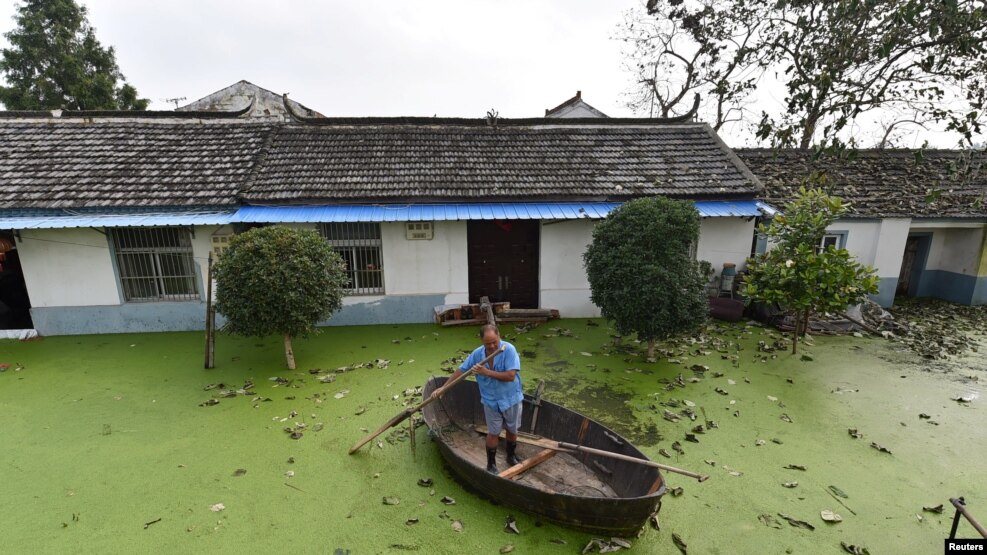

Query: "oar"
<box><xmin>480</xmin><ymin>426</ymin><xmax>710</xmax><ymax>482</ymax></box>
<box><xmin>557</xmin><ymin>441</ymin><xmax>710</xmax><ymax>482</ymax></box>
<box><xmin>348</xmin><ymin>345</ymin><xmax>506</xmax><ymax>454</ymax></box>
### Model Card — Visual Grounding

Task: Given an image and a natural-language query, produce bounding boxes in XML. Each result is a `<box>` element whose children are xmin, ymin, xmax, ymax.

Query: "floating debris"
<box><xmin>922</xmin><ymin>504</ymin><xmax>944</xmax><ymax>514</ymax></box>
<box><xmin>232</xmin><ymin>468</ymin><xmax>247</xmax><ymax>477</ymax></box>
<box><xmin>658</xmin><ymin>449</ymin><xmax>672</xmax><ymax>458</ymax></box>
<box><xmin>500</xmin><ymin>545</ymin><xmax>514</xmax><ymax>554</ymax></box>
<box><xmin>649</xmin><ymin>513</ymin><xmax>660</xmax><ymax>530</ymax></box>
<box><xmin>783</xmin><ymin>481</ymin><xmax>799</xmax><ymax>488</ymax></box>
<box><xmin>143</xmin><ymin>517</ymin><xmax>161</xmax><ymax>529</ymax></box>
<box><xmin>672</xmin><ymin>533</ymin><xmax>688</xmax><ymax>555</ymax></box>
<box><xmin>777</xmin><ymin>513</ymin><xmax>815</xmax><ymax>530</ymax></box>
<box><xmin>440</xmin><ymin>496</ymin><xmax>456</xmax><ymax>505</ymax></box>
<box><xmin>417</xmin><ymin>478</ymin><xmax>433</xmax><ymax>487</ymax></box>
<box><xmin>785</xmin><ymin>464</ymin><xmax>807</xmax><ymax>471</ymax></box>
<box><xmin>670</xmin><ymin>487</ymin><xmax>684</xmax><ymax>497</ymax></box>
<box><xmin>504</xmin><ymin>514</ymin><xmax>520</xmax><ymax>534</ymax></box>
<box><xmin>406</xmin><ymin>518</ymin><xmax>419</xmax><ymax>525</ymax></box>
<box><xmin>870</xmin><ymin>442</ymin><xmax>893</xmax><ymax>455</ymax></box>
<box><xmin>841</xmin><ymin>542</ymin><xmax>871</xmax><ymax>554</ymax></box>
<box><xmin>672</xmin><ymin>442</ymin><xmax>684</xmax><ymax>455</ymax></box>
<box><xmin>382</xmin><ymin>496</ymin><xmax>400</xmax><ymax>505</ymax></box>
<box><xmin>848</xmin><ymin>428</ymin><xmax>863</xmax><ymax>439</ymax></box>
<box><xmin>334</xmin><ymin>390</ymin><xmax>350</xmax><ymax>399</ymax></box>
<box><xmin>684</xmin><ymin>434</ymin><xmax>700</xmax><ymax>444</ymax></box>
<box><xmin>451</xmin><ymin>520</ymin><xmax>464</xmax><ymax>533</ymax></box>
<box><xmin>714</xmin><ymin>388</ymin><xmax>729</xmax><ymax>396</ymax></box>
<box><xmin>771</xmin><ymin>438</ymin><xmax>784</xmax><ymax>445</ymax></box>
<box><xmin>755</xmin><ymin>439</ymin><xmax>766</xmax><ymax>446</ymax></box>
<box><xmin>758</xmin><ymin>514</ymin><xmax>783</xmax><ymax>529</ymax></box>
<box><xmin>821</xmin><ymin>510</ymin><xmax>843</xmax><ymax>523</ymax></box>
<box><xmin>780</xmin><ymin>414</ymin><xmax>793</xmax><ymax>423</ymax></box>
<box><xmin>209</xmin><ymin>503</ymin><xmax>225</xmax><ymax>512</ymax></box>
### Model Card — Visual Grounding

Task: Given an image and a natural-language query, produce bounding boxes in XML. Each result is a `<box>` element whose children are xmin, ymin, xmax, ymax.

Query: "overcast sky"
<box><xmin>0</xmin><ymin>1</ymin><xmax>970</xmax><ymax>148</ymax></box>
<box><xmin>0</xmin><ymin>1</ymin><xmax>648</xmax><ymax>117</ymax></box>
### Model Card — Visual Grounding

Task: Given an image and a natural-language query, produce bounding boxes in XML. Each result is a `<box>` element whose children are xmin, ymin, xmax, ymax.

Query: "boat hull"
<box><xmin>422</xmin><ymin>376</ymin><xmax>664</xmax><ymax>535</ymax></box>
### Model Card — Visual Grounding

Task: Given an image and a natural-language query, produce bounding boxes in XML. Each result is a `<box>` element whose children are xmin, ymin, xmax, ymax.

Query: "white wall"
<box><xmin>695</xmin><ymin>218</ymin><xmax>756</xmax><ymax>272</ymax></box>
<box><xmin>381</xmin><ymin>221</ymin><xmax>469</xmax><ymax>303</ymax></box>
<box><xmin>922</xmin><ymin>226</ymin><xmax>986</xmax><ymax>276</ymax></box>
<box><xmin>539</xmin><ymin>219</ymin><xmax>600</xmax><ymax>317</ymax></box>
<box><xmin>18</xmin><ymin>228</ymin><xmax>121</xmax><ymax>307</ymax></box>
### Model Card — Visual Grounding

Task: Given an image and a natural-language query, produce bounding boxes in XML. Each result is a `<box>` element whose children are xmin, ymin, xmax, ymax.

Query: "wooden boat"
<box><xmin>421</xmin><ymin>376</ymin><xmax>665</xmax><ymax>535</ymax></box>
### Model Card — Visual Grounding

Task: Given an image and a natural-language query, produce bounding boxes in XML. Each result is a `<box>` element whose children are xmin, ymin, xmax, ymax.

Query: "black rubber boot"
<box><xmin>506</xmin><ymin>441</ymin><xmax>523</xmax><ymax>466</ymax></box>
<box><xmin>486</xmin><ymin>448</ymin><xmax>498</xmax><ymax>474</ymax></box>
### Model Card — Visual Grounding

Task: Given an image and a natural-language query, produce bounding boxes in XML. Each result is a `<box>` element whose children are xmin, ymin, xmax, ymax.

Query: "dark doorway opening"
<box><xmin>467</xmin><ymin>220</ymin><xmax>540</xmax><ymax>308</ymax></box>
<box><xmin>0</xmin><ymin>232</ymin><xmax>33</xmax><ymax>329</ymax></box>
<box><xmin>896</xmin><ymin>233</ymin><xmax>931</xmax><ymax>298</ymax></box>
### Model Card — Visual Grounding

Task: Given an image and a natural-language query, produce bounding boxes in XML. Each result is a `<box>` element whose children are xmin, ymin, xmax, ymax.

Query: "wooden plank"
<box><xmin>498</xmin><ymin>448</ymin><xmax>557</xmax><ymax>479</ymax></box>
<box><xmin>440</xmin><ymin>318</ymin><xmax>487</xmax><ymax>327</ymax></box>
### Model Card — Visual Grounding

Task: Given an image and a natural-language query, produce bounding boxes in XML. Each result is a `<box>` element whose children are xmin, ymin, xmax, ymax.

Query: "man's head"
<box><xmin>480</xmin><ymin>324</ymin><xmax>500</xmax><ymax>352</ymax></box>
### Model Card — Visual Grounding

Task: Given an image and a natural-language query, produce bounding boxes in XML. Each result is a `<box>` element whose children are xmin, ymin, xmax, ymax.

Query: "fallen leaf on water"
<box><xmin>232</xmin><ymin>469</ymin><xmax>246</xmax><ymax>477</ymax></box>
<box><xmin>918</xmin><ymin>413</ymin><xmax>931</xmax><ymax>419</ymax></box>
<box><xmin>500</xmin><ymin>545</ymin><xmax>514</xmax><ymax>554</ymax></box>
<box><xmin>777</xmin><ymin>513</ymin><xmax>815</xmax><ymax>530</ymax></box>
<box><xmin>841</xmin><ymin>542</ymin><xmax>870</xmax><ymax>554</ymax></box>
<box><xmin>382</xmin><ymin>496</ymin><xmax>400</xmax><ymax>505</ymax></box>
<box><xmin>785</xmin><ymin>464</ymin><xmax>807</xmax><ymax>471</ymax></box>
<box><xmin>504</xmin><ymin>514</ymin><xmax>519</xmax><ymax>534</ymax></box>
<box><xmin>441</xmin><ymin>496</ymin><xmax>456</xmax><ymax>505</ymax></box>
<box><xmin>703</xmin><ymin>459</ymin><xmax>716</xmax><ymax>466</ymax></box>
<box><xmin>611</xmin><ymin>537</ymin><xmax>632</xmax><ymax>548</ymax></box>
<box><xmin>209</xmin><ymin>503</ymin><xmax>225</xmax><ymax>512</ymax></box>
<box><xmin>649</xmin><ymin>513</ymin><xmax>660</xmax><ymax>530</ymax></box>
<box><xmin>821</xmin><ymin>510</ymin><xmax>843</xmax><ymax>523</ymax></box>
<box><xmin>451</xmin><ymin>519</ymin><xmax>463</xmax><ymax>533</ymax></box>
<box><xmin>922</xmin><ymin>504</ymin><xmax>944</xmax><ymax>514</ymax></box>
<box><xmin>550</xmin><ymin>538</ymin><xmax>567</xmax><ymax>545</ymax></box>
<box><xmin>780</xmin><ymin>414</ymin><xmax>793</xmax><ymax>423</ymax></box>
<box><xmin>772</xmin><ymin>438</ymin><xmax>784</xmax><ymax>444</ymax></box>
<box><xmin>829</xmin><ymin>485</ymin><xmax>849</xmax><ymax>498</ymax></box>
<box><xmin>758</xmin><ymin>514</ymin><xmax>783</xmax><ymax>529</ymax></box>
<box><xmin>767</xmin><ymin>395</ymin><xmax>778</xmax><ymax>402</ymax></box>
<box><xmin>582</xmin><ymin>539</ymin><xmax>604</xmax><ymax>554</ymax></box>
<box><xmin>670</xmin><ymin>486</ymin><xmax>684</xmax><ymax>497</ymax></box>
<box><xmin>672</xmin><ymin>442</ymin><xmax>684</xmax><ymax>455</ymax></box>
<box><xmin>406</xmin><ymin>518</ymin><xmax>419</xmax><ymax>525</ymax></box>
<box><xmin>870</xmin><ymin>442</ymin><xmax>893</xmax><ymax>454</ymax></box>
<box><xmin>659</xmin><ymin>449</ymin><xmax>672</xmax><ymax>458</ymax></box>
<box><xmin>580</xmin><ymin>352</ymin><xmax>593</xmax><ymax>357</ymax></box>
<box><xmin>285</xmin><ymin>470</ymin><xmax>294</xmax><ymax>478</ymax></box>
<box><xmin>417</xmin><ymin>478</ymin><xmax>433</xmax><ymax>487</ymax></box>
<box><xmin>672</xmin><ymin>533</ymin><xmax>688</xmax><ymax>554</ymax></box>
<box><xmin>755</xmin><ymin>439</ymin><xmax>766</xmax><ymax>446</ymax></box>
<box><xmin>334</xmin><ymin>390</ymin><xmax>350</xmax><ymax>399</ymax></box>
<box><xmin>199</xmin><ymin>399</ymin><xmax>219</xmax><ymax>407</ymax></box>
<box><xmin>848</xmin><ymin>428</ymin><xmax>863</xmax><ymax>439</ymax></box>
<box><xmin>782</xmin><ymin>481</ymin><xmax>799</xmax><ymax>488</ymax></box>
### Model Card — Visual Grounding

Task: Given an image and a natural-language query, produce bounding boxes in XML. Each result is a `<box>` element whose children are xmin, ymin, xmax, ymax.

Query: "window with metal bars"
<box><xmin>110</xmin><ymin>227</ymin><xmax>200</xmax><ymax>302</ymax></box>
<box><xmin>319</xmin><ymin>223</ymin><xmax>384</xmax><ymax>295</ymax></box>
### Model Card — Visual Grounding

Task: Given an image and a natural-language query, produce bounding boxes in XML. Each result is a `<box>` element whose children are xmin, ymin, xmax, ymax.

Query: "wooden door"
<box><xmin>467</xmin><ymin>220</ymin><xmax>540</xmax><ymax>308</ymax></box>
<box><xmin>896</xmin><ymin>236</ymin><xmax>921</xmax><ymax>296</ymax></box>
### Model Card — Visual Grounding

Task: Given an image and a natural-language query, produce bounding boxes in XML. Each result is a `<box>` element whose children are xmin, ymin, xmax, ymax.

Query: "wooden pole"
<box><xmin>204</xmin><ymin>252</ymin><xmax>215</xmax><ymax>369</ymax></box>
<box><xmin>348</xmin><ymin>345</ymin><xmax>506</xmax><ymax>454</ymax></box>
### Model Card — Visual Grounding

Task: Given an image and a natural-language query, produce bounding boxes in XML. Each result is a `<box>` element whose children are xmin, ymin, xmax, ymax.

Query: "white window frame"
<box><xmin>110</xmin><ymin>227</ymin><xmax>200</xmax><ymax>302</ymax></box>
<box><xmin>820</xmin><ymin>231</ymin><xmax>848</xmax><ymax>250</ymax></box>
<box><xmin>319</xmin><ymin>223</ymin><xmax>385</xmax><ymax>295</ymax></box>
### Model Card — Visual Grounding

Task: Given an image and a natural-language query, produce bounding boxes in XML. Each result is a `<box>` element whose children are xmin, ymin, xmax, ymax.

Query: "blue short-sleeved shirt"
<box><xmin>460</xmin><ymin>340</ymin><xmax>522</xmax><ymax>412</ymax></box>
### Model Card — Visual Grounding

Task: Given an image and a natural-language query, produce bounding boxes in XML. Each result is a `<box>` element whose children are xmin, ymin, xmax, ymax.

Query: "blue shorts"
<box><xmin>483</xmin><ymin>402</ymin><xmax>522</xmax><ymax>435</ymax></box>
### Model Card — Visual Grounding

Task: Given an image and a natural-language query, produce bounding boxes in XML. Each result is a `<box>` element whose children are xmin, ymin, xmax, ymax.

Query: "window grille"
<box><xmin>110</xmin><ymin>227</ymin><xmax>199</xmax><ymax>302</ymax></box>
<box><xmin>319</xmin><ymin>223</ymin><xmax>384</xmax><ymax>295</ymax></box>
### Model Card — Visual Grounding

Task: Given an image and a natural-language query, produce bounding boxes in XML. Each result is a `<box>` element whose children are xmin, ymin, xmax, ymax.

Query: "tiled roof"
<box><xmin>244</xmin><ymin>123</ymin><xmax>761</xmax><ymax>203</ymax></box>
<box><xmin>0</xmin><ymin>121</ymin><xmax>273</xmax><ymax>208</ymax></box>
<box><xmin>0</xmin><ymin>117</ymin><xmax>762</xmax><ymax>209</ymax></box>
<box><xmin>737</xmin><ymin>148</ymin><xmax>987</xmax><ymax>219</ymax></box>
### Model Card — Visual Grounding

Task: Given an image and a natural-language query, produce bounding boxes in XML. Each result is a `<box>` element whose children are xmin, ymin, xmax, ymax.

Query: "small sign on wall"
<box><xmin>406</xmin><ymin>222</ymin><xmax>433</xmax><ymax>240</ymax></box>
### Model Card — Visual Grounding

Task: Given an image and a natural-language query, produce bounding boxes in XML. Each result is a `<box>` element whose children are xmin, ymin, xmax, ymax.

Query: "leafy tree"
<box><xmin>621</xmin><ymin>0</ymin><xmax>987</xmax><ymax>148</ymax></box>
<box><xmin>0</xmin><ymin>0</ymin><xmax>149</xmax><ymax>110</ymax></box>
<box><xmin>214</xmin><ymin>226</ymin><xmax>347</xmax><ymax>370</ymax></box>
<box><xmin>743</xmin><ymin>188</ymin><xmax>879</xmax><ymax>354</ymax></box>
<box><xmin>584</xmin><ymin>196</ymin><xmax>709</xmax><ymax>359</ymax></box>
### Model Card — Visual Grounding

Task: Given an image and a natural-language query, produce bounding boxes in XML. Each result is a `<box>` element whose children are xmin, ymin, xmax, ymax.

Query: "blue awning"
<box><xmin>0</xmin><ymin>201</ymin><xmax>778</xmax><ymax>230</ymax></box>
<box><xmin>0</xmin><ymin>211</ymin><xmax>235</xmax><ymax>230</ymax></box>
<box><xmin>232</xmin><ymin>201</ymin><xmax>776</xmax><ymax>223</ymax></box>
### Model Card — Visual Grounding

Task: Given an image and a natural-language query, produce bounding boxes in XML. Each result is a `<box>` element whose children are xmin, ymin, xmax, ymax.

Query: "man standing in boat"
<box><xmin>439</xmin><ymin>324</ymin><xmax>524</xmax><ymax>474</ymax></box>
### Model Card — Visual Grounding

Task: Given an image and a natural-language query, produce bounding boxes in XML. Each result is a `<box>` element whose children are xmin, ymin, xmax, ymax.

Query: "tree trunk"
<box><xmin>791</xmin><ymin>316</ymin><xmax>800</xmax><ymax>355</ymax></box>
<box><xmin>802</xmin><ymin>309</ymin><xmax>811</xmax><ymax>338</ymax></box>
<box><xmin>648</xmin><ymin>339</ymin><xmax>656</xmax><ymax>360</ymax></box>
<box><xmin>284</xmin><ymin>333</ymin><xmax>296</xmax><ymax>370</ymax></box>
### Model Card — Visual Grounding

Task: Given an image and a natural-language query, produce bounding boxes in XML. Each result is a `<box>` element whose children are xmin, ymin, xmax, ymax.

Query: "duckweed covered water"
<box><xmin>0</xmin><ymin>319</ymin><xmax>984</xmax><ymax>554</ymax></box>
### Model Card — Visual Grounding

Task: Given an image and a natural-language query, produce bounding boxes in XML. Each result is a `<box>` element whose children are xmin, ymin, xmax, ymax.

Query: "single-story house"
<box><xmin>737</xmin><ymin>149</ymin><xmax>987</xmax><ymax>307</ymax></box>
<box><xmin>0</xmin><ymin>88</ymin><xmax>771</xmax><ymax>336</ymax></box>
